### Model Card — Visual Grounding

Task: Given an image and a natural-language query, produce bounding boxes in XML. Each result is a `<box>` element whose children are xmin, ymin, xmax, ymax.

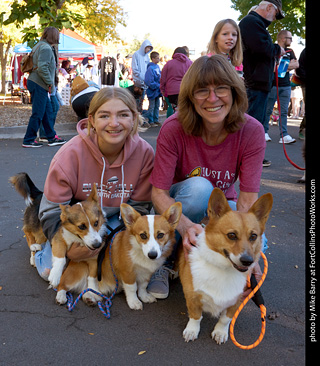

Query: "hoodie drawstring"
<box><xmin>100</xmin><ymin>157</ymin><xmax>106</xmax><ymax>212</ymax></box>
<box><xmin>119</xmin><ymin>164</ymin><xmax>125</xmax><ymax>220</ymax></box>
<box><xmin>100</xmin><ymin>156</ymin><xmax>125</xmax><ymax>221</ymax></box>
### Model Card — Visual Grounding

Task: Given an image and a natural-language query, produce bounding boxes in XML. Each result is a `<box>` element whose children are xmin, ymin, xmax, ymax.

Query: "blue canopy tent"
<box><xmin>58</xmin><ymin>33</ymin><xmax>96</xmax><ymax>58</ymax></box>
<box><xmin>13</xmin><ymin>44</ymin><xmax>32</xmax><ymax>54</ymax></box>
<box><xmin>3</xmin><ymin>33</ymin><xmax>97</xmax><ymax>104</ymax></box>
<box><xmin>13</xmin><ymin>33</ymin><xmax>96</xmax><ymax>57</ymax></box>
<box><xmin>11</xmin><ymin>33</ymin><xmax>96</xmax><ymax>85</ymax></box>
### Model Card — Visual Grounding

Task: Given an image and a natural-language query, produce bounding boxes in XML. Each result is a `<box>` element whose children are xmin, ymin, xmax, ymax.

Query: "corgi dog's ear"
<box><xmin>248</xmin><ymin>193</ymin><xmax>273</xmax><ymax>232</ymax></box>
<box><xmin>120</xmin><ymin>203</ymin><xmax>141</xmax><ymax>228</ymax></box>
<box><xmin>88</xmin><ymin>184</ymin><xmax>98</xmax><ymax>203</ymax></box>
<box><xmin>163</xmin><ymin>202</ymin><xmax>182</xmax><ymax>229</ymax></box>
<box><xmin>59</xmin><ymin>204</ymin><xmax>71</xmax><ymax>222</ymax></box>
<box><xmin>207</xmin><ymin>188</ymin><xmax>231</xmax><ymax>219</ymax></box>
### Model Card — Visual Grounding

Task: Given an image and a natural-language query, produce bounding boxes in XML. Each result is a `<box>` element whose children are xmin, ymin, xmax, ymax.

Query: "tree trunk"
<box><xmin>0</xmin><ymin>38</ymin><xmax>12</xmax><ymax>94</ymax></box>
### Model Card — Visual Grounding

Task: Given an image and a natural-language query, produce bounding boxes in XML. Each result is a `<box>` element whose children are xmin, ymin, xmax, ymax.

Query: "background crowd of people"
<box><xmin>21</xmin><ymin>0</ymin><xmax>305</xmax><ymax>155</ymax></box>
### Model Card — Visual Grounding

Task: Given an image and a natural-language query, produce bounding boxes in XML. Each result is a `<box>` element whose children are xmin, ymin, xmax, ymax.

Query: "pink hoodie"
<box><xmin>43</xmin><ymin>119</ymin><xmax>154</xmax><ymax>212</ymax></box>
<box><xmin>160</xmin><ymin>53</ymin><xmax>192</xmax><ymax>96</ymax></box>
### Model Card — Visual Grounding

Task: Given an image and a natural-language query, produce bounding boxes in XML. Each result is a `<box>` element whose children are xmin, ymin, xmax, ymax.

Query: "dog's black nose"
<box><xmin>92</xmin><ymin>241</ymin><xmax>102</xmax><ymax>249</ymax></box>
<box><xmin>240</xmin><ymin>253</ymin><xmax>253</xmax><ymax>267</ymax></box>
<box><xmin>148</xmin><ymin>250</ymin><xmax>158</xmax><ymax>260</ymax></box>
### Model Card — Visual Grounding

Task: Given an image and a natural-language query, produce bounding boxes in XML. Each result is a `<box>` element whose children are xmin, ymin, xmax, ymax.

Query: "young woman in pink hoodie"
<box><xmin>35</xmin><ymin>87</ymin><xmax>154</xmax><ymax>279</ymax></box>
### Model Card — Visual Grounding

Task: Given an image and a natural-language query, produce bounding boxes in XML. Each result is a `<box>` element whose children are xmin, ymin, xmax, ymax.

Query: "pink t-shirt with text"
<box><xmin>150</xmin><ymin>113</ymin><xmax>265</xmax><ymax>201</ymax></box>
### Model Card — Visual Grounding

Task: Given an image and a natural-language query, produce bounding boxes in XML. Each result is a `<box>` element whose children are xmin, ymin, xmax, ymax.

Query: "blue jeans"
<box><xmin>246</xmin><ymin>88</ymin><xmax>269</xmax><ymax>130</ymax></box>
<box><xmin>23</xmin><ymin>80</ymin><xmax>56</xmax><ymax>144</ymax></box>
<box><xmin>264</xmin><ymin>86</ymin><xmax>291</xmax><ymax>137</ymax></box>
<box><xmin>39</xmin><ymin>94</ymin><xmax>60</xmax><ymax>138</ymax></box>
<box><xmin>166</xmin><ymin>177</ymin><xmax>268</xmax><ymax>266</ymax></box>
<box><xmin>147</xmin><ymin>97</ymin><xmax>160</xmax><ymax>123</ymax></box>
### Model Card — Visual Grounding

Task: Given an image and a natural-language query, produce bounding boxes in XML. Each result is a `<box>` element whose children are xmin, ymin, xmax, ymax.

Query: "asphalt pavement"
<box><xmin>0</xmin><ymin>116</ymin><xmax>306</xmax><ymax>365</ymax></box>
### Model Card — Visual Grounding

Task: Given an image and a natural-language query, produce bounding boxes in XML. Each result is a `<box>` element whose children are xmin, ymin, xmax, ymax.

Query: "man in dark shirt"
<box><xmin>239</xmin><ymin>0</ymin><xmax>285</xmax><ymax>166</ymax></box>
<box><xmin>263</xmin><ymin>30</ymin><xmax>299</xmax><ymax>144</ymax></box>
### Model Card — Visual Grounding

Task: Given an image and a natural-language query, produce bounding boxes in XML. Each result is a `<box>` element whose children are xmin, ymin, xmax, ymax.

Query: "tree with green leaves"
<box><xmin>231</xmin><ymin>0</ymin><xmax>305</xmax><ymax>41</ymax></box>
<box><xmin>0</xmin><ymin>3</ymin><xmax>24</xmax><ymax>93</ymax></box>
<box><xmin>2</xmin><ymin>0</ymin><xmax>126</xmax><ymax>45</ymax></box>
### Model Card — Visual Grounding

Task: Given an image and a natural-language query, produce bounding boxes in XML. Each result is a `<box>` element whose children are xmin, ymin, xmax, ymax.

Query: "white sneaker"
<box><xmin>265</xmin><ymin>133</ymin><xmax>272</xmax><ymax>142</ymax></box>
<box><xmin>279</xmin><ymin>135</ymin><xmax>296</xmax><ymax>144</ymax></box>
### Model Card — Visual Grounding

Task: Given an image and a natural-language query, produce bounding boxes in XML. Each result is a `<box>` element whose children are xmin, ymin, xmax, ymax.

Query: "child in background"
<box><xmin>207</xmin><ymin>19</ymin><xmax>243</xmax><ymax>75</ymax></box>
<box><xmin>144</xmin><ymin>51</ymin><xmax>162</xmax><ymax>127</ymax></box>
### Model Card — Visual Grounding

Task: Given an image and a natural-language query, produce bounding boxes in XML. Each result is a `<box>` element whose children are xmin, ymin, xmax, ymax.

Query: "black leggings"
<box><xmin>168</xmin><ymin>94</ymin><xmax>179</xmax><ymax>106</ymax></box>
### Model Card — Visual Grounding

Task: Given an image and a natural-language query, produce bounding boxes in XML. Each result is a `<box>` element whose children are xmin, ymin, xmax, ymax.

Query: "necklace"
<box><xmin>221</xmin><ymin>52</ymin><xmax>231</xmax><ymax>62</ymax></box>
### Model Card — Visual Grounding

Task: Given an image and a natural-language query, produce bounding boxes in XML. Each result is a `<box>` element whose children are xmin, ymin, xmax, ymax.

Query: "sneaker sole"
<box><xmin>147</xmin><ymin>291</ymin><xmax>169</xmax><ymax>299</ymax></box>
<box><xmin>279</xmin><ymin>140</ymin><xmax>296</xmax><ymax>144</ymax></box>
<box><xmin>48</xmin><ymin>141</ymin><xmax>66</xmax><ymax>147</ymax></box>
<box><xmin>22</xmin><ymin>144</ymin><xmax>43</xmax><ymax>148</ymax></box>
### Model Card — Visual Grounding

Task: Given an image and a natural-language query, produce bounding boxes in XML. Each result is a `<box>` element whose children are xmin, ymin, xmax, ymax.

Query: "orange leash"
<box><xmin>229</xmin><ymin>251</ymin><xmax>268</xmax><ymax>350</ymax></box>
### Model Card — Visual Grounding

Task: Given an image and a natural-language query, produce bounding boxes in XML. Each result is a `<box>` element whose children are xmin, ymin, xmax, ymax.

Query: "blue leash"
<box><xmin>63</xmin><ymin>232</ymin><xmax>119</xmax><ymax>318</ymax></box>
<box><xmin>66</xmin><ymin>287</ymin><xmax>117</xmax><ymax>318</ymax></box>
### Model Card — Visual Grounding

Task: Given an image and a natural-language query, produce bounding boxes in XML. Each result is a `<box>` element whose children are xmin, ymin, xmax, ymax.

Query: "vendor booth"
<box><xmin>5</xmin><ymin>31</ymin><xmax>99</xmax><ymax>105</ymax></box>
<box><xmin>60</xmin><ymin>28</ymin><xmax>102</xmax><ymax>61</ymax></box>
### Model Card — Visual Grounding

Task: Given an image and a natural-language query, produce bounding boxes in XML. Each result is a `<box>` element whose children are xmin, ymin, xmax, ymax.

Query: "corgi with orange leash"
<box><xmin>98</xmin><ymin>202</ymin><xmax>182</xmax><ymax>310</ymax></box>
<box><xmin>178</xmin><ymin>188</ymin><xmax>273</xmax><ymax>344</ymax></box>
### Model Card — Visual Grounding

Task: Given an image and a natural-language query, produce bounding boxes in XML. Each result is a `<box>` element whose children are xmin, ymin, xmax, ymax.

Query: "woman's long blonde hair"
<box><xmin>207</xmin><ymin>19</ymin><xmax>243</xmax><ymax>67</ymax></box>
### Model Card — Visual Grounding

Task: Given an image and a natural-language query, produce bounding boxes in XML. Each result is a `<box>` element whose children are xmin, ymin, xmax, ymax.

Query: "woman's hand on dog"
<box><xmin>182</xmin><ymin>223</ymin><xmax>204</xmax><ymax>260</ymax></box>
<box><xmin>66</xmin><ymin>242</ymin><xmax>102</xmax><ymax>261</ymax></box>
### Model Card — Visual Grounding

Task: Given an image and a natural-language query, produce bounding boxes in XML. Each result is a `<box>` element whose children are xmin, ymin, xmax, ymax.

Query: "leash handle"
<box><xmin>250</xmin><ymin>273</ymin><xmax>265</xmax><ymax>307</ymax></box>
<box><xmin>229</xmin><ymin>251</ymin><xmax>268</xmax><ymax>350</ymax></box>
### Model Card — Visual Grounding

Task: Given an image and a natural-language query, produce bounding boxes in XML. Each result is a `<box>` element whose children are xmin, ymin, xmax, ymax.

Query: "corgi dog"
<box><xmin>50</xmin><ymin>185</ymin><xmax>107</xmax><ymax>305</ymax></box>
<box><xmin>10</xmin><ymin>173</ymin><xmax>108</xmax><ymax>306</ymax></box>
<box><xmin>178</xmin><ymin>188</ymin><xmax>273</xmax><ymax>344</ymax></box>
<box><xmin>10</xmin><ymin>173</ymin><xmax>47</xmax><ymax>266</ymax></box>
<box><xmin>98</xmin><ymin>202</ymin><xmax>182</xmax><ymax>310</ymax></box>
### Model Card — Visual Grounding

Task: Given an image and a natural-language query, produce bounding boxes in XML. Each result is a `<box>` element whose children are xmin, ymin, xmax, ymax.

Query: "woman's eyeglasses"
<box><xmin>193</xmin><ymin>85</ymin><xmax>232</xmax><ymax>100</ymax></box>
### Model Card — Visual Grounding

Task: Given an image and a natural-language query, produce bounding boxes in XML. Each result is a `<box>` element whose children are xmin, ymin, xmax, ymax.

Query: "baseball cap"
<box><xmin>267</xmin><ymin>0</ymin><xmax>285</xmax><ymax>19</ymax></box>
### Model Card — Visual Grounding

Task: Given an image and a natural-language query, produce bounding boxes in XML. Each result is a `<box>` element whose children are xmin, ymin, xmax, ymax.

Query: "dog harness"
<box><xmin>97</xmin><ymin>222</ymin><xmax>125</xmax><ymax>282</ymax></box>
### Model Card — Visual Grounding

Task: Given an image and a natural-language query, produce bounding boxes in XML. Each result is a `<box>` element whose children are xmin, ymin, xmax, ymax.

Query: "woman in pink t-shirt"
<box><xmin>148</xmin><ymin>55</ymin><xmax>266</xmax><ymax>299</ymax></box>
